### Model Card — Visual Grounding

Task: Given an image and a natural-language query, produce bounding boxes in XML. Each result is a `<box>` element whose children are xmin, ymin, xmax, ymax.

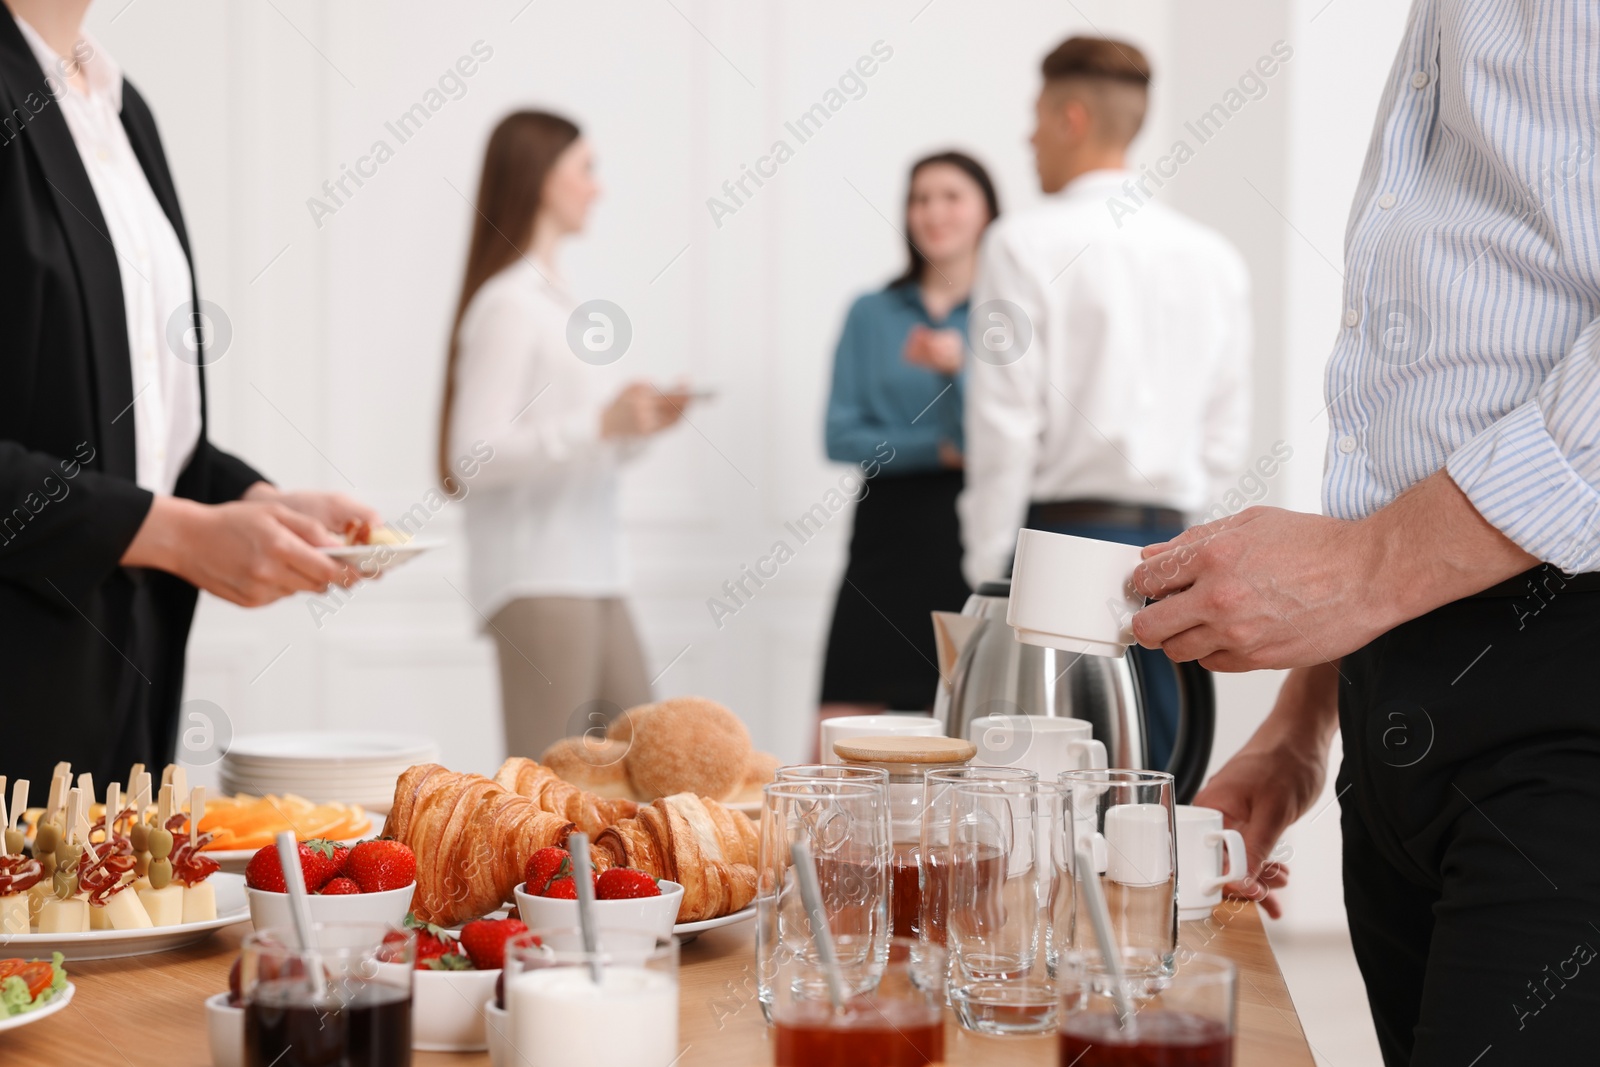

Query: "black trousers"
<box><xmin>1337</xmin><ymin>566</ymin><xmax>1600</xmax><ymax>1065</ymax></box>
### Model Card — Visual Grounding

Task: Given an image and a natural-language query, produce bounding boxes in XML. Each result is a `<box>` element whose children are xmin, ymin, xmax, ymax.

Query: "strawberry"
<box><xmin>595</xmin><ymin>868</ymin><xmax>660</xmax><ymax>901</ymax></box>
<box><xmin>244</xmin><ymin>840</ymin><xmax>346</xmax><ymax>892</ymax></box>
<box><xmin>345</xmin><ymin>839</ymin><xmax>416</xmax><ymax>894</ymax></box>
<box><xmin>405</xmin><ymin>913</ymin><xmax>463</xmax><ymax>969</ymax></box>
<box><xmin>523</xmin><ymin>847</ymin><xmax>571</xmax><ymax>896</ymax></box>
<box><xmin>244</xmin><ymin>846</ymin><xmax>287</xmax><ymax>893</ymax></box>
<box><xmin>459</xmin><ymin>917</ymin><xmax>527</xmax><ymax>971</ymax></box>
<box><xmin>319</xmin><ymin>877</ymin><xmax>360</xmax><ymax>895</ymax></box>
<box><xmin>544</xmin><ymin>877</ymin><xmax>579</xmax><ymax>900</ymax></box>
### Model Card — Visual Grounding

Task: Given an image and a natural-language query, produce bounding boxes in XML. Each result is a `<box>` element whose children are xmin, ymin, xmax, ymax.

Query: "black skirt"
<box><xmin>819</xmin><ymin>470</ymin><xmax>971</xmax><ymax>708</ymax></box>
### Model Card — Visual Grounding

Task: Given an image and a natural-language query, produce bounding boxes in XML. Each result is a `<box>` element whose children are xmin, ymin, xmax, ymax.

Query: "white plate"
<box><xmin>4</xmin><ymin>874</ymin><xmax>250</xmax><ymax>960</ymax></box>
<box><xmin>224</xmin><ymin>731</ymin><xmax>438</xmax><ymax>764</ymax></box>
<box><xmin>320</xmin><ymin>540</ymin><xmax>442</xmax><ymax>574</ymax></box>
<box><xmin>673</xmin><ymin>902</ymin><xmax>755</xmax><ymax>941</ymax></box>
<box><xmin>0</xmin><ymin>981</ymin><xmax>74</xmax><ymax>1033</ymax></box>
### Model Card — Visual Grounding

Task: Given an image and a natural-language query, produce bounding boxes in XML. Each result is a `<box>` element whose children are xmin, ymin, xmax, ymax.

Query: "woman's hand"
<box><xmin>122</xmin><ymin>496</ymin><xmax>356</xmax><ymax>606</ymax></box>
<box><xmin>903</xmin><ymin>325</ymin><xmax>964</xmax><ymax>376</ymax></box>
<box><xmin>600</xmin><ymin>383</ymin><xmax>689</xmax><ymax>438</ymax></box>
<box><xmin>242</xmin><ymin>482</ymin><xmax>381</xmax><ymax>540</ymax></box>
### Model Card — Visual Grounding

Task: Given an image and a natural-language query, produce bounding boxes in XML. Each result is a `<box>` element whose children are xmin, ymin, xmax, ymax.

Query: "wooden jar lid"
<box><xmin>832</xmin><ymin>735</ymin><xmax>976</xmax><ymax>764</ymax></box>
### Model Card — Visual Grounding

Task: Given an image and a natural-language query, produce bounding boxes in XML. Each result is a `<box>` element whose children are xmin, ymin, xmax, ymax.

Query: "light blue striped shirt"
<box><xmin>1323</xmin><ymin>0</ymin><xmax>1600</xmax><ymax>574</ymax></box>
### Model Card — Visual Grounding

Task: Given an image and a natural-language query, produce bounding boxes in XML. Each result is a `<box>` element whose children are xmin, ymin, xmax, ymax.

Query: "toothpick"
<box><xmin>106</xmin><ymin>782</ymin><xmax>121</xmax><ymax>840</ymax></box>
<box><xmin>63</xmin><ymin>788</ymin><xmax>81</xmax><ymax>847</ymax></box>
<box><xmin>170</xmin><ymin>766</ymin><xmax>187</xmax><ymax>806</ymax></box>
<box><xmin>190</xmin><ymin>786</ymin><xmax>206</xmax><ymax>848</ymax></box>
<box><xmin>0</xmin><ymin>782</ymin><xmax>8</xmax><ymax>856</ymax></box>
<box><xmin>51</xmin><ymin>762</ymin><xmax>71</xmax><ymax>784</ymax></box>
<box><xmin>9</xmin><ymin>781</ymin><xmax>26</xmax><ymax>832</ymax></box>
<box><xmin>45</xmin><ymin>773</ymin><xmax>67</xmax><ymax>824</ymax></box>
<box><xmin>160</xmin><ymin>765</ymin><xmax>174</xmax><ymax>790</ymax></box>
<box><xmin>156</xmin><ymin>783</ymin><xmax>174</xmax><ymax>828</ymax></box>
<box><xmin>76</xmin><ymin>772</ymin><xmax>94</xmax><ymax>806</ymax></box>
<box><xmin>125</xmin><ymin>764</ymin><xmax>144</xmax><ymax>810</ymax></box>
<box><xmin>136</xmin><ymin>772</ymin><xmax>153</xmax><ymax>822</ymax></box>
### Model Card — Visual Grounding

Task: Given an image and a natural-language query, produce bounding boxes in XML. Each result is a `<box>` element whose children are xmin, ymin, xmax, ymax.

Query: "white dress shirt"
<box><xmin>18</xmin><ymin>19</ymin><xmax>200</xmax><ymax>496</ymax></box>
<box><xmin>959</xmin><ymin>169</ymin><xmax>1252</xmax><ymax>587</ymax></box>
<box><xmin>1324</xmin><ymin>0</ymin><xmax>1600</xmax><ymax>574</ymax></box>
<box><xmin>449</xmin><ymin>258</ymin><xmax>643</xmax><ymax>619</ymax></box>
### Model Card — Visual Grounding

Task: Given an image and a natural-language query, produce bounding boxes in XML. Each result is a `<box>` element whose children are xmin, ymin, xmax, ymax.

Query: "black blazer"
<box><xmin>0</xmin><ymin>13</ymin><xmax>265</xmax><ymax>790</ymax></box>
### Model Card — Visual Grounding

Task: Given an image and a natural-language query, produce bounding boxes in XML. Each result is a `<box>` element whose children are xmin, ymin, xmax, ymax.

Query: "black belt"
<box><xmin>1029</xmin><ymin>498</ymin><xmax>1185</xmax><ymax>531</ymax></box>
<box><xmin>1472</xmin><ymin>563</ymin><xmax>1600</xmax><ymax>598</ymax></box>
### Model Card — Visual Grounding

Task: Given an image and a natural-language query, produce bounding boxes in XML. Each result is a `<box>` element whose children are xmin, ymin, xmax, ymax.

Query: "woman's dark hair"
<box><xmin>439</xmin><ymin>110</ymin><xmax>582</xmax><ymax>490</ymax></box>
<box><xmin>891</xmin><ymin>150</ymin><xmax>1000</xmax><ymax>288</ymax></box>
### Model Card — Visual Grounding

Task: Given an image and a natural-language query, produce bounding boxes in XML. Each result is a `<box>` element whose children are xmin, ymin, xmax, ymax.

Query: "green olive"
<box><xmin>128</xmin><ymin>822</ymin><xmax>148</xmax><ymax>851</ymax></box>
<box><xmin>34</xmin><ymin>822</ymin><xmax>59</xmax><ymax>854</ymax></box>
<box><xmin>134</xmin><ymin>853</ymin><xmax>150</xmax><ymax>878</ymax></box>
<box><xmin>3</xmin><ymin>829</ymin><xmax>22</xmax><ymax>855</ymax></box>
<box><xmin>149</xmin><ymin>858</ymin><xmax>172</xmax><ymax>890</ymax></box>
<box><xmin>147</xmin><ymin>827</ymin><xmax>173</xmax><ymax>861</ymax></box>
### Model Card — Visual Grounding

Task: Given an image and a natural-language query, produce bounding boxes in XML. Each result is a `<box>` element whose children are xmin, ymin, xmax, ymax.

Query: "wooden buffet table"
<box><xmin>2</xmin><ymin>899</ymin><xmax>1314</xmax><ymax>1066</ymax></box>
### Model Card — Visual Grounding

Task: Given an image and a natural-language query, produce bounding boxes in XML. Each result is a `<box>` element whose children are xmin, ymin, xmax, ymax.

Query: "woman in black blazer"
<box><xmin>0</xmin><ymin>0</ymin><xmax>377</xmax><ymax>791</ymax></box>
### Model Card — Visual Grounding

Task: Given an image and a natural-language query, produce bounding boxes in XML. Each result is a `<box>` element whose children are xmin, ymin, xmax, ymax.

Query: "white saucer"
<box><xmin>320</xmin><ymin>540</ymin><xmax>442</xmax><ymax>574</ymax></box>
<box><xmin>0</xmin><ymin>980</ymin><xmax>74</xmax><ymax>1032</ymax></box>
<box><xmin>673</xmin><ymin>902</ymin><xmax>755</xmax><ymax>942</ymax></box>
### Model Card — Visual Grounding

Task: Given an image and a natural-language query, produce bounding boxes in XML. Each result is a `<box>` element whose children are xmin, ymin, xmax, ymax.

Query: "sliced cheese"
<box><xmin>0</xmin><ymin>894</ymin><xmax>28</xmax><ymax>936</ymax></box>
<box><xmin>99</xmin><ymin>888</ymin><xmax>154</xmax><ymax>930</ymax></box>
<box><xmin>138</xmin><ymin>883</ymin><xmax>184</xmax><ymax>927</ymax></box>
<box><xmin>37</xmin><ymin>897</ymin><xmax>88</xmax><ymax>933</ymax></box>
<box><xmin>181</xmin><ymin>880</ymin><xmax>216</xmax><ymax>924</ymax></box>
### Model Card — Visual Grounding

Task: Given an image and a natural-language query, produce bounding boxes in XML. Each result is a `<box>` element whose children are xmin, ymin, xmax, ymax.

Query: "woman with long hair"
<box><xmin>817</xmin><ymin>151</ymin><xmax>1000</xmax><ymax>739</ymax></box>
<box><xmin>441</xmin><ymin>111</ymin><xmax>689</xmax><ymax>759</ymax></box>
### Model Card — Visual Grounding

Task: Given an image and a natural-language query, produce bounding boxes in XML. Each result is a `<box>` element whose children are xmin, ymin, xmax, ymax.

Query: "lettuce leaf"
<box><xmin>0</xmin><ymin>953</ymin><xmax>68</xmax><ymax>1017</ymax></box>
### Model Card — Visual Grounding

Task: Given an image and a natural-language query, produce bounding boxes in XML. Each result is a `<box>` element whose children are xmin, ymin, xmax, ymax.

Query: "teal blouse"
<box><xmin>824</xmin><ymin>285</ymin><xmax>968</xmax><ymax>474</ymax></box>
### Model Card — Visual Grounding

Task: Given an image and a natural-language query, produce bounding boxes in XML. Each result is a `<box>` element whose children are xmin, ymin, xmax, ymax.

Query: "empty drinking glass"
<box><xmin>757</xmin><ymin>780</ymin><xmax>890</xmax><ymax>1021</ymax></box>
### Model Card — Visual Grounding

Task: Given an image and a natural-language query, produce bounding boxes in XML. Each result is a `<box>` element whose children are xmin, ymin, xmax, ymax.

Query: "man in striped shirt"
<box><xmin>1130</xmin><ymin>3</ymin><xmax>1600</xmax><ymax>1063</ymax></box>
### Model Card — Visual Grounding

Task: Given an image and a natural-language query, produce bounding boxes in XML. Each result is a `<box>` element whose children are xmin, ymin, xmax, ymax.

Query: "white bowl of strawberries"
<box><xmin>244</xmin><ymin>838</ymin><xmax>416</xmax><ymax>931</ymax></box>
<box><xmin>410</xmin><ymin>914</ymin><xmax>526</xmax><ymax>1051</ymax></box>
<box><xmin>513</xmin><ymin>846</ymin><xmax>682</xmax><ymax>939</ymax></box>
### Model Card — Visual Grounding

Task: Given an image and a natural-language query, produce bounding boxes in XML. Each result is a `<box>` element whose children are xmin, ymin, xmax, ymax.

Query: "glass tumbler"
<box><xmin>757</xmin><ymin>780</ymin><xmax>890</xmax><ymax>1021</ymax></box>
<box><xmin>1059</xmin><ymin>768</ymin><xmax>1179</xmax><ymax>978</ymax></box>
<box><xmin>945</xmin><ymin>779</ymin><xmax>1063</xmax><ymax>1034</ymax></box>
<box><xmin>1057</xmin><ymin>951</ymin><xmax>1237</xmax><ymax>1066</ymax></box>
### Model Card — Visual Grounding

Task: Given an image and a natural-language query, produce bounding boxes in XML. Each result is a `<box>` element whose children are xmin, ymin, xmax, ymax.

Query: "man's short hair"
<box><xmin>1040</xmin><ymin>36</ymin><xmax>1151</xmax><ymax>145</ymax></box>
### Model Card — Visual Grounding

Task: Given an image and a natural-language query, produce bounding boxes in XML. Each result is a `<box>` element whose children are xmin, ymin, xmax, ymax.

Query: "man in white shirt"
<box><xmin>960</xmin><ymin>36</ymin><xmax>1250</xmax><ymax>767</ymax></box>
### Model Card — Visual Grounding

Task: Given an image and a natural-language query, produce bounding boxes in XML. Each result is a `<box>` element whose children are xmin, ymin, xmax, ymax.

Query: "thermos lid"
<box><xmin>833</xmin><ymin>736</ymin><xmax>977</xmax><ymax>765</ymax></box>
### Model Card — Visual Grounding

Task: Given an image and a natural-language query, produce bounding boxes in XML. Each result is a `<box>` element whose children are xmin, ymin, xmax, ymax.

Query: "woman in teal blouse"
<box><xmin>820</xmin><ymin>150</ymin><xmax>999</xmax><ymax>718</ymax></box>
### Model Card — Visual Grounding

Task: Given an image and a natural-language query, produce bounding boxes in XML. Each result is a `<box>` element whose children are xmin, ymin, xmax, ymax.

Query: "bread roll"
<box><xmin>740</xmin><ymin>750</ymin><xmax>780</xmax><ymax>793</ymax></box>
<box><xmin>539</xmin><ymin>737</ymin><xmax>636</xmax><ymax>800</ymax></box>
<box><xmin>606</xmin><ymin>702</ymin><xmax>658</xmax><ymax>744</ymax></box>
<box><xmin>624</xmin><ymin>696</ymin><xmax>750</xmax><ymax>801</ymax></box>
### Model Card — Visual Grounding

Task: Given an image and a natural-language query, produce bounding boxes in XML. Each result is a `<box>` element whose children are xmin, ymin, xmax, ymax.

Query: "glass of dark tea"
<box><xmin>240</xmin><ymin>921</ymin><xmax>415</xmax><ymax>1067</ymax></box>
<box><xmin>772</xmin><ymin>937</ymin><xmax>946</xmax><ymax>1067</ymax></box>
<box><xmin>1057</xmin><ymin>951</ymin><xmax>1236</xmax><ymax>1067</ymax></box>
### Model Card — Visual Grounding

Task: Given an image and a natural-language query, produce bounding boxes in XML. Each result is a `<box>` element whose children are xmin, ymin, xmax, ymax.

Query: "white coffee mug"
<box><xmin>1103</xmin><ymin>803</ymin><xmax>1174</xmax><ymax>887</ymax></box>
<box><xmin>1007</xmin><ymin>529</ymin><xmax>1146</xmax><ymax>657</ymax></box>
<box><xmin>1174</xmin><ymin>804</ymin><xmax>1247</xmax><ymax>920</ymax></box>
<box><xmin>820</xmin><ymin>714</ymin><xmax>942</xmax><ymax>764</ymax></box>
<box><xmin>967</xmin><ymin>715</ymin><xmax>1107</xmax><ymax>779</ymax></box>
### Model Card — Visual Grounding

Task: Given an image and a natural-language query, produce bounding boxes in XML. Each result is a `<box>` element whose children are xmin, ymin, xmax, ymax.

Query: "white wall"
<box><xmin>84</xmin><ymin>0</ymin><xmax>1409</xmax><ymax>933</ymax></box>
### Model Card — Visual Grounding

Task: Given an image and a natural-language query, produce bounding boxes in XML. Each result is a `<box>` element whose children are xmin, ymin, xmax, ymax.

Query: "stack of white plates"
<box><xmin>219</xmin><ymin>732</ymin><xmax>439</xmax><ymax>815</ymax></box>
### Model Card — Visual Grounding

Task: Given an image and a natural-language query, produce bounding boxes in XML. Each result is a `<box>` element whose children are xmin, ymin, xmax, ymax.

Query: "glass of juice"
<box><xmin>241</xmin><ymin>921</ymin><xmax>415</xmax><ymax>1067</ymax></box>
<box><xmin>503</xmin><ymin>926</ymin><xmax>679</xmax><ymax>1067</ymax></box>
<box><xmin>1057</xmin><ymin>951</ymin><xmax>1236</xmax><ymax>1067</ymax></box>
<box><xmin>772</xmin><ymin>936</ymin><xmax>946</xmax><ymax>1067</ymax></box>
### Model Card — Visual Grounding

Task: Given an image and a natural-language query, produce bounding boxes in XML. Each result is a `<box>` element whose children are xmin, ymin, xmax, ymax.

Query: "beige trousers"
<box><xmin>488</xmin><ymin>596</ymin><xmax>653</xmax><ymax>761</ymax></box>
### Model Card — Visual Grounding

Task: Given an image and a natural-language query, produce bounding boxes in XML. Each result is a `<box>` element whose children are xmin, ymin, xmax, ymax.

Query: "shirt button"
<box><xmin>1411</xmin><ymin>71</ymin><xmax>1430</xmax><ymax>89</ymax></box>
<box><xmin>1338</xmin><ymin>435</ymin><xmax>1358</xmax><ymax>455</ymax></box>
<box><xmin>1344</xmin><ymin>308</ymin><xmax>1360</xmax><ymax>328</ymax></box>
<box><xmin>1378</xmin><ymin>193</ymin><xmax>1397</xmax><ymax>210</ymax></box>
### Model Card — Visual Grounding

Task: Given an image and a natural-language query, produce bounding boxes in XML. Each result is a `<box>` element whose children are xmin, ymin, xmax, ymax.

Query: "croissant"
<box><xmin>494</xmin><ymin>757</ymin><xmax>639</xmax><ymax>837</ymax></box>
<box><xmin>593</xmin><ymin>793</ymin><xmax>760</xmax><ymax>922</ymax></box>
<box><xmin>388</xmin><ymin>763</ymin><xmax>574</xmax><ymax>926</ymax></box>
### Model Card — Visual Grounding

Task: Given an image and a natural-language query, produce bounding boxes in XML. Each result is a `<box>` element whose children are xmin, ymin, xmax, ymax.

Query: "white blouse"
<box><xmin>448</xmin><ymin>258</ymin><xmax>643</xmax><ymax>618</ymax></box>
<box><xmin>18</xmin><ymin>19</ymin><xmax>201</xmax><ymax>497</ymax></box>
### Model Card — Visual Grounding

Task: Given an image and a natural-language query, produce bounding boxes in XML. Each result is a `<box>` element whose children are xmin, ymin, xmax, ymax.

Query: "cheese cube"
<box><xmin>137</xmin><ymin>883</ymin><xmax>184</xmax><ymax>927</ymax></box>
<box><xmin>181</xmin><ymin>881</ymin><xmax>216</xmax><ymax>924</ymax></box>
<box><xmin>37</xmin><ymin>897</ymin><xmax>88</xmax><ymax>933</ymax></box>
<box><xmin>0</xmin><ymin>894</ymin><xmax>28</xmax><ymax>936</ymax></box>
<box><xmin>98</xmin><ymin>889</ymin><xmax>154</xmax><ymax>930</ymax></box>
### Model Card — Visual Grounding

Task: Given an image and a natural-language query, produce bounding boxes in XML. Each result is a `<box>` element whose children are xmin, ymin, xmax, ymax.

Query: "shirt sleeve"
<box><xmin>959</xmin><ymin>227</ymin><xmax>1048</xmax><ymax>588</ymax></box>
<box><xmin>1445</xmin><ymin>315</ymin><xmax>1600</xmax><ymax>574</ymax></box>
<box><xmin>447</xmin><ymin>284</ymin><xmax>611</xmax><ymax>490</ymax></box>
<box><xmin>823</xmin><ymin>298</ymin><xmax>947</xmax><ymax>470</ymax></box>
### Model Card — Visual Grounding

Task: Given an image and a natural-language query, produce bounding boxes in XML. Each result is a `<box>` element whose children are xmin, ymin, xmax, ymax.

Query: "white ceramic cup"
<box><xmin>1103</xmin><ymin>802</ymin><xmax>1174</xmax><ymax>887</ymax></box>
<box><xmin>967</xmin><ymin>715</ymin><xmax>1107</xmax><ymax>779</ymax></box>
<box><xmin>820</xmin><ymin>714</ymin><xmax>942</xmax><ymax>764</ymax></box>
<box><xmin>1007</xmin><ymin>529</ymin><xmax>1147</xmax><ymax>657</ymax></box>
<box><xmin>1175</xmin><ymin>805</ymin><xmax>1248</xmax><ymax>920</ymax></box>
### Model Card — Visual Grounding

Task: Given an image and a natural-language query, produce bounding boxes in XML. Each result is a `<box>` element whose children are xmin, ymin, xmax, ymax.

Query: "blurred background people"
<box><xmin>440</xmin><ymin>111</ymin><xmax>692</xmax><ymax>760</ymax></box>
<box><xmin>0</xmin><ymin>0</ymin><xmax>375</xmax><ymax>790</ymax></box>
<box><xmin>817</xmin><ymin>151</ymin><xmax>1000</xmax><ymax>744</ymax></box>
<box><xmin>959</xmin><ymin>36</ymin><xmax>1251</xmax><ymax>770</ymax></box>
